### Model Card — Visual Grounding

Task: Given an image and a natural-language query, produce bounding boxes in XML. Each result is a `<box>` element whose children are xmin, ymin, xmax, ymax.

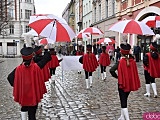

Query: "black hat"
<box><xmin>87</xmin><ymin>44</ymin><xmax>92</xmax><ymax>48</ymax></box>
<box><xmin>120</xmin><ymin>43</ymin><xmax>131</xmax><ymax>55</ymax></box>
<box><xmin>150</xmin><ymin>42</ymin><xmax>158</xmax><ymax>51</ymax></box>
<box><xmin>34</xmin><ymin>46</ymin><xmax>42</xmax><ymax>55</ymax></box>
<box><xmin>102</xmin><ymin>46</ymin><xmax>106</xmax><ymax>49</ymax></box>
<box><xmin>20</xmin><ymin>47</ymin><xmax>34</xmax><ymax>60</ymax></box>
<box><xmin>49</xmin><ymin>48</ymin><xmax>55</xmax><ymax>51</ymax></box>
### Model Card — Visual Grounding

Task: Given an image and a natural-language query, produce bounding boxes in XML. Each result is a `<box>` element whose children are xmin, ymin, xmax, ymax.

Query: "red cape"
<box><xmin>48</xmin><ymin>55</ymin><xmax>59</xmax><ymax>68</ymax></box>
<box><xmin>13</xmin><ymin>62</ymin><xmax>46</xmax><ymax>106</ymax></box>
<box><xmin>42</xmin><ymin>63</ymin><xmax>51</xmax><ymax>82</ymax></box>
<box><xmin>147</xmin><ymin>53</ymin><xmax>160</xmax><ymax>78</ymax></box>
<box><xmin>83</xmin><ymin>53</ymin><xmax>99</xmax><ymax>72</ymax></box>
<box><xmin>99</xmin><ymin>52</ymin><xmax>110</xmax><ymax>66</ymax></box>
<box><xmin>76</xmin><ymin>51</ymin><xmax>84</xmax><ymax>56</ymax></box>
<box><xmin>118</xmin><ymin>58</ymin><xmax>140</xmax><ymax>92</ymax></box>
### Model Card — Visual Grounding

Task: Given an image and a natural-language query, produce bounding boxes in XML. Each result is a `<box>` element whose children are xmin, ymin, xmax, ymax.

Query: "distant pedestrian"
<box><xmin>7</xmin><ymin>46</ymin><xmax>51</xmax><ymax>120</ymax></box>
<box><xmin>115</xmin><ymin>46</ymin><xmax>121</xmax><ymax>63</ymax></box>
<box><xmin>99</xmin><ymin>45</ymin><xmax>110</xmax><ymax>80</ymax></box>
<box><xmin>110</xmin><ymin>43</ymin><xmax>140</xmax><ymax>120</ymax></box>
<box><xmin>143</xmin><ymin>42</ymin><xmax>160</xmax><ymax>98</ymax></box>
<box><xmin>133</xmin><ymin>44</ymin><xmax>141</xmax><ymax>62</ymax></box>
<box><xmin>48</xmin><ymin>47</ymin><xmax>63</xmax><ymax>85</ymax></box>
<box><xmin>83</xmin><ymin>44</ymin><xmax>99</xmax><ymax>89</ymax></box>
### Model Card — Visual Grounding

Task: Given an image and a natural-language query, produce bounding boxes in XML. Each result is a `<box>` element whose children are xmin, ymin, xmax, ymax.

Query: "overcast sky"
<box><xmin>34</xmin><ymin>0</ymin><xmax>71</xmax><ymax>17</ymax></box>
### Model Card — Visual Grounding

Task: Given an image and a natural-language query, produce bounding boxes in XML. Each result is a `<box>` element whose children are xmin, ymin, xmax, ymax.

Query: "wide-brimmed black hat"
<box><xmin>34</xmin><ymin>46</ymin><xmax>42</xmax><ymax>55</ymax></box>
<box><xmin>20</xmin><ymin>47</ymin><xmax>34</xmax><ymax>60</ymax></box>
<box><xmin>150</xmin><ymin>42</ymin><xmax>158</xmax><ymax>51</ymax></box>
<box><xmin>49</xmin><ymin>48</ymin><xmax>55</xmax><ymax>51</ymax></box>
<box><xmin>120</xmin><ymin>43</ymin><xmax>131</xmax><ymax>55</ymax></box>
<box><xmin>87</xmin><ymin>44</ymin><xmax>92</xmax><ymax>48</ymax></box>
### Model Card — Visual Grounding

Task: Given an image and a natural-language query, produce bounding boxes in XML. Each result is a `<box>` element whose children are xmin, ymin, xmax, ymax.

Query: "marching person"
<box><xmin>99</xmin><ymin>45</ymin><xmax>110</xmax><ymax>80</ymax></box>
<box><xmin>110</xmin><ymin>43</ymin><xmax>140</xmax><ymax>120</ymax></box>
<box><xmin>33</xmin><ymin>45</ymin><xmax>51</xmax><ymax>83</ymax></box>
<box><xmin>143</xmin><ymin>42</ymin><xmax>160</xmax><ymax>98</ymax></box>
<box><xmin>48</xmin><ymin>47</ymin><xmax>63</xmax><ymax>85</ymax></box>
<box><xmin>76</xmin><ymin>45</ymin><xmax>84</xmax><ymax>74</ymax></box>
<box><xmin>7</xmin><ymin>46</ymin><xmax>51</xmax><ymax>120</ymax></box>
<box><xmin>83</xmin><ymin>44</ymin><xmax>99</xmax><ymax>89</ymax></box>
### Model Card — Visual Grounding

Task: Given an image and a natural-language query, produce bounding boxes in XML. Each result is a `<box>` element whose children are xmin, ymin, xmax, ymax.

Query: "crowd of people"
<box><xmin>6</xmin><ymin>33</ymin><xmax>160</xmax><ymax>120</ymax></box>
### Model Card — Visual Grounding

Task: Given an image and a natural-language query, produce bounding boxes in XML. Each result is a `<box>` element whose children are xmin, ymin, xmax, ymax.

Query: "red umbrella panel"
<box><xmin>76</xmin><ymin>32</ymin><xmax>90</xmax><ymax>39</ymax></box>
<box><xmin>97</xmin><ymin>38</ymin><xmax>112</xmax><ymax>44</ymax></box>
<box><xmin>142</xmin><ymin>16</ymin><xmax>160</xmax><ymax>28</ymax></box>
<box><xmin>29</xmin><ymin>14</ymin><xmax>76</xmax><ymax>42</ymax></box>
<box><xmin>82</xmin><ymin>27</ymin><xmax>104</xmax><ymax>35</ymax></box>
<box><xmin>109</xmin><ymin>19</ymin><xmax>155</xmax><ymax>35</ymax></box>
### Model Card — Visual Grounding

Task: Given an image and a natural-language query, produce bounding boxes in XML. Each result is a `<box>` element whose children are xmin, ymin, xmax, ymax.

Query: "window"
<box><xmin>9</xmin><ymin>25</ymin><xmax>14</xmax><ymax>34</ymax></box>
<box><xmin>86</xmin><ymin>3</ymin><xmax>88</xmax><ymax>13</ymax></box>
<box><xmin>106</xmin><ymin>0</ymin><xmax>108</xmax><ymax>17</ymax></box>
<box><xmin>25</xmin><ymin>26</ymin><xmax>30</xmax><ymax>33</ymax></box>
<box><xmin>25</xmin><ymin>0</ymin><xmax>31</xmax><ymax>3</ymax></box>
<box><xmin>20</xmin><ymin>9</ymin><xmax>22</xmax><ymax>18</ymax></box>
<box><xmin>99</xmin><ymin>4</ymin><xmax>101</xmax><ymax>20</ymax></box>
<box><xmin>112</xmin><ymin>0</ymin><xmax>115</xmax><ymax>15</ymax></box>
<box><xmin>25</xmin><ymin>9</ymin><xmax>32</xmax><ymax>19</ymax></box>
<box><xmin>9</xmin><ymin>8</ymin><xmax>14</xmax><ymax>18</ymax></box>
<box><xmin>94</xmin><ymin>7</ymin><xmax>96</xmax><ymax>22</ymax></box>
<box><xmin>84</xmin><ymin>5</ymin><xmax>85</xmax><ymax>15</ymax></box>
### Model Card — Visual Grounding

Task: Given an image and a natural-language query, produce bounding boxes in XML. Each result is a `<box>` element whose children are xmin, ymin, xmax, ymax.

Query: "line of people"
<box><xmin>7</xmin><ymin>34</ymin><xmax>62</xmax><ymax>120</ymax></box>
<box><xmin>79</xmin><ymin>42</ymin><xmax>160</xmax><ymax>120</ymax></box>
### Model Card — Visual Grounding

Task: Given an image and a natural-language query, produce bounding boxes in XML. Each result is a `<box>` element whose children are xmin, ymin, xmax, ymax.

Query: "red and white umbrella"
<box><xmin>82</xmin><ymin>27</ymin><xmax>104</xmax><ymax>35</ymax></box>
<box><xmin>40</xmin><ymin>38</ymin><xmax>48</xmax><ymax>45</ymax></box>
<box><xmin>97</xmin><ymin>38</ymin><xmax>112</xmax><ymax>44</ymax></box>
<box><xmin>142</xmin><ymin>16</ymin><xmax>160</xmax><ymax>28</ymax></box>
<box><xmin>109</xmin><ymin>19</ymin><xmax>155</xmax><ymax>35</ymax></box>
<box><xmin>76</xmin><ymin>30</ymin><xmax>90</xmax><ymax>39</ymax></box>
<box><xmin>29</xmin><ymin>14</ymin><xmax>76</xmax><ymax>42</ymax></box>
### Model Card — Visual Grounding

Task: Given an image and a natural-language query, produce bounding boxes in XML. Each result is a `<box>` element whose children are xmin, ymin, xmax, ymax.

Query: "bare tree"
<box><xmin>0</xmin><ymin>0</ymin><xmax>14</xmax><ymax>38</ymax></box>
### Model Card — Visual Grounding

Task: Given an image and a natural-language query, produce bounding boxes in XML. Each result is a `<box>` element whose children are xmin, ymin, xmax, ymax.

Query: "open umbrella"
<box><xmin>142</xmin><ymin>16</ymin><xmax>160</xmax><ymax>28</ymax></box>
<box><xmin>109</xmin><ymin>19</ymin><xmax>155</xmax><ymax>35</ymax></box>
<box><xmin>29</xmin><ymin>14</ymin><xmax>76</xmax><ymax>42</ymax></box>
<box><xmin>97</xmin><ymin>38</ymin><xmax>112</xmax><ymax>44</ymax></box>
<box><xmin>80</xmin><ymin>27</ymin><xmax>104</xmax><ymax>43</ymax></box>
<box><xmin>76</xmin><ymin>30</ymin><xmax>90</xmax><ymax>39</ymax></box>
<box><xmin>40</xmin><ymin>38</ymin><xmax>48</xmax><ymax>45</ymax></box>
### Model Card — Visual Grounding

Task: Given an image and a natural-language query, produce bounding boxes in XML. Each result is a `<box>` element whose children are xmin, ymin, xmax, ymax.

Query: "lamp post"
<box><xmin>13</xmin><ymin>40</ymin><xmax>16</xmax><ymax>58</ymax></box>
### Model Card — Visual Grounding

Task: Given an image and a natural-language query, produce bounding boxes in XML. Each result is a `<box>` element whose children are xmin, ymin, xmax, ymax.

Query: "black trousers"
<box><xmin>118</xmin><ymin>86</ymin><xmax>130</xmax><ymax>108</ymax></box>
<box><xmin>21</xmin><ymin>105</ymin><xmax>38</xmax><ymax>120</ymax></box>
<box><xmin>144</xmin><ymin>70</ymin><xmax>155</xmax><ymax>84</ymax></box>
<box><xmin>84</xmin><ymin>70</ymin><xmax>92</xmax><ymax>79</ymax></box>
<box><xmin>135</xmin><ymin>53</ymin><xmax>140</xmax><ymax>62</ymax></box>
<box><xmin>50</xmin><ymin>68</ymin><xmax>56</xmax><ymax>76</ymax></box>
<box><xmin>100</xmin><ymin>65</ymin><xmax>106</xmax><ymax>73</ymax></box>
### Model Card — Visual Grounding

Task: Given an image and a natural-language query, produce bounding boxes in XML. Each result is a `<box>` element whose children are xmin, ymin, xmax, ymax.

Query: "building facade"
<box><xmin>0</xmin><ymin>0</ymin><xmax>35</xmax><ymax>57</ymax></box>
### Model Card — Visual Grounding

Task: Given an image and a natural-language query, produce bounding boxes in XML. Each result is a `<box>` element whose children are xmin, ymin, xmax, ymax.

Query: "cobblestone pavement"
<box><xmin>0</xmin><ymin>58</ymin><xmax>160</xmax><ymax>120</ymax></box>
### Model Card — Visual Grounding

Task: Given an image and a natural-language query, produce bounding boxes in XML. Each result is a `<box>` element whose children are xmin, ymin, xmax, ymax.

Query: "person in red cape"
<box><xmin>143</xmin><ymin>42</ymin><xmax>160</xmax><ymax>98</ymax></box>
<box><xmin>76</xmin><ymin>45</ymin><xmax>84</xmax><ymax>74</ymax></box>
<box><xmin>99</xmin><ymin>45</ymin><xmax>110</xmax><ymax>80</ymax></box>
<box><xmin>7</xmin><ymin>47</ymin><xmax>51</xmax><ymax>120</ymax></box>
<box><xmin>48</xmin><ymin>47</ymin><xmax>63</xmax><ymax>85</ymax></box>
<box><xmin>83</xmin><ymin>44</ymin><xmax>99</xmax><ymax>89</ymax></box>
<box><xmin>33</xmin><ymin>46</ymin><xmax>51</xmax><ymax>83</ymax></box>
<box><xmin>109</xmin><ymin>43</ymin><xmax>140</xmax><ymax>120</ymax></box>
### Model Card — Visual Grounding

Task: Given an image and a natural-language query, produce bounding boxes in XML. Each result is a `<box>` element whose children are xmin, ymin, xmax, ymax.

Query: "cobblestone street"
<box><xmin>0</xmin><ymin>58</ymin><xmax>160</xmax><ymax>120</ymax></box>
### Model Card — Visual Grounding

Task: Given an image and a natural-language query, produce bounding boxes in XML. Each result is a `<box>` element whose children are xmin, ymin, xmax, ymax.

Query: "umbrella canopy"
<box><xmin>29</xmin><ymin>14</ymin><xmax>76</xmax><ymax>42</ymax></box>
<box><xmin>142</xmin><ymin>16</ymin><xmax>160</xmax><ymax>28</ymax></box>
<box><xmin>82</xmin><ymin>27</ymin><xmax>104</xmax><ymax>35</ymax></box>
<box><xmin>97</xmin><ymin>38</ymin><xmax>112</xmax><ymax>44</ymax></box>
<box><xmin>76</xmin><ymin>30</ymin><xmax>90</xmax><ymax>39</ymax></box>
<box><xmin>109</xmin><ymin>19</ymin><xmax>155</xmax><ymax>35</ymax></box>
<box><xmin>40</xmin><ymin>38</ymin><xmax>48</xmax><ymax>45</ymax></box>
